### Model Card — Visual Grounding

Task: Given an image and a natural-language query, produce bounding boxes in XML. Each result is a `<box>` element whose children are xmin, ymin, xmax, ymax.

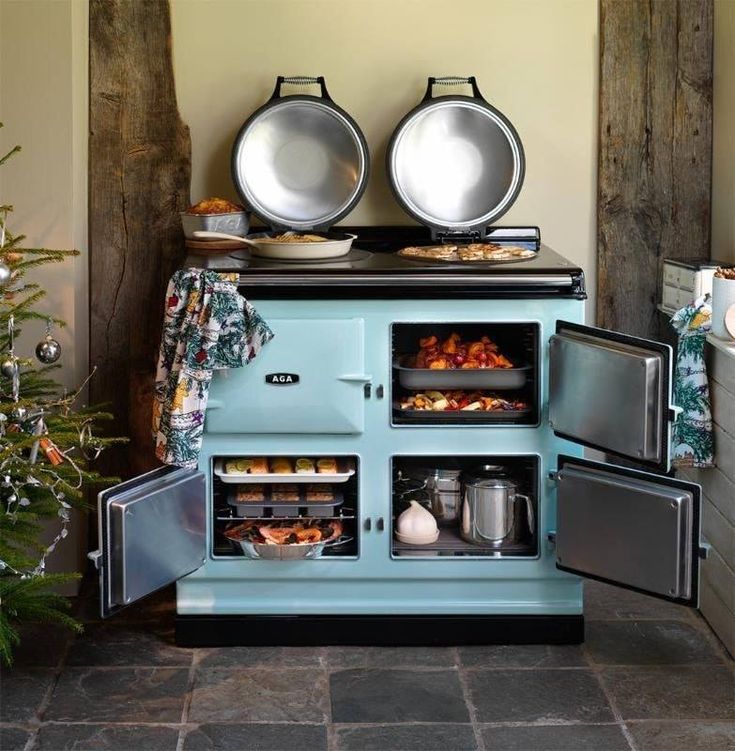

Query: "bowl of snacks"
<box><xmin>223</xmin><ymin>518</ymin><xmax>348</xmax><ymax>560</ymax></box>
<box><xmin>180</xmin><ymin>197</ymin><xmax>249</xmax><ymax>238</ymax></box>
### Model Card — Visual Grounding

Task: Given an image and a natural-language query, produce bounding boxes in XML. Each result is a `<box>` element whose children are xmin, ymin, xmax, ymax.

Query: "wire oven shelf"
<box><xmin>392</xmin><ymin>527</ymin><xmax>535</xmax><ymax>557</ymax></box>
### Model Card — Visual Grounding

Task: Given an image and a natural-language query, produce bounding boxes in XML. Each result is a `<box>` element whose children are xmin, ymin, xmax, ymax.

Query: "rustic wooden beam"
<box><xmin>598</xmin><ymin>0</ymin><xmax>713</xmax><ymax>337</ymax></box>
<box><xmin>89</xmin><ymin>0</ymin><xmax>191</xmax><ymax>478</ymax></box>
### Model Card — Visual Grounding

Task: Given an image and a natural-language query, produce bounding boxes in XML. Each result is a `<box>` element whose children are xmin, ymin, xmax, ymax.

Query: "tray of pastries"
<box><xmin>215</xmin><ymin>456</ymin><xmax>355</xmax><ymax>484</ymax></box>
<box><xmin>227</xmin><ymin>483</ymin><xmax>344</xmax><ymax>518</ymax></box>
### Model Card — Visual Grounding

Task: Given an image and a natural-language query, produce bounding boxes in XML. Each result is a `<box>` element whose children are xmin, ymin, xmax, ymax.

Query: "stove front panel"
<box><xmin>205</xmin><ymin>317</ymin><xmax>368</xmax><ymax>435</ymax></box>
<box><xmin>178</xmin><ymin>295</ymin><xmax>586</xmax><ymax>617</ymax></box>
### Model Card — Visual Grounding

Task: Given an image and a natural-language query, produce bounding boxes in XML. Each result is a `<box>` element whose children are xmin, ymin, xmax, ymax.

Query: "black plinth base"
<box><xmin>175</xmin><ymin>614</ymin><xmax>584</xmax><ymax>647</ymax></box>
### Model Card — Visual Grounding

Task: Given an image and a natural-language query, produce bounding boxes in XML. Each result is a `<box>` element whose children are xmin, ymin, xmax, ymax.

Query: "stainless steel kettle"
<box><xmin>460</xmin><ymin>466</ymin><xmax>534</xmax><ymax>545</ymax></box>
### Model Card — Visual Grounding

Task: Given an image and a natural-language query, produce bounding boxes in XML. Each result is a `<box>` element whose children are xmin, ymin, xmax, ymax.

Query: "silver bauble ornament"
<box><xmin>36</xmin><ymin>336</ymin><xmax>61</xmax><ymax>364</ymax></box>
<box><xmin>11</xmin><ymin>405</ymin><xmax>27</xmax><ymax>421</ymax></box>
<box><xmin>0</xmin><ymin>358</ymin><xmax>16</xmax><ymax>378</ymax></box>
<box><xmin>0</xmin><ymin>263</ymin><xmax>11</xmax><ymax>288</ymax></box>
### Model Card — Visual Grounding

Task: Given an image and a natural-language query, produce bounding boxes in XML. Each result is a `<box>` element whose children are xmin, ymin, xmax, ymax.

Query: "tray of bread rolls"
<box><xmin>214</xmin><ymin>456</ymin><xmax>356</xmax><ymax>484</ymax></box>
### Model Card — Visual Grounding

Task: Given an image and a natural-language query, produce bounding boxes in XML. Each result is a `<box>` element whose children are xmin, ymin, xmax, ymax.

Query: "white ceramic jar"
<box><xmin>712</xmin><ymin>275</ymin><xmax>735</xmax><ymax>340</ymax></box>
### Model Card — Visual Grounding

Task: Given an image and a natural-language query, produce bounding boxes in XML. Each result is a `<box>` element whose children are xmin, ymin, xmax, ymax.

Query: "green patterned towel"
<box><xmin>152</xmin><ymin>269</ymin><xmax>273</xmax><ymax>467</ymax></box>
<box><xmin>670</xmin><ymin>294</ymin><xmax>714</xmax><ymax>468</ymax></box>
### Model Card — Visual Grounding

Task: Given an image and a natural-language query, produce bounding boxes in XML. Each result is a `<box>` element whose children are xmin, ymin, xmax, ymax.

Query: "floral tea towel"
<box><xmin>152</xmin><ymin>269</ymin><xmax>273</xmax><ymax>468</ymax></box>
<box><xmin>670</xmin><ymin>294</ymin><xmax>715</xmax><ymax>468</ymax></box>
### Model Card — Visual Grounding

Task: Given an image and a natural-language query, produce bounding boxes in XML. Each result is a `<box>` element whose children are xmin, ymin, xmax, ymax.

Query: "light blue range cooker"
<box><xmin>90</xmin><ymin>76</ymin><xmax>705</xmax><ymax>645</ymax></box>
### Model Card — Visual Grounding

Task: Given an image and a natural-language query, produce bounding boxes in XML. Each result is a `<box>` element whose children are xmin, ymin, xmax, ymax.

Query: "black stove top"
<box><xmin>183</xmin><ymin>226</ymin><xmax>586</xmax><ymax>300</ymax></box>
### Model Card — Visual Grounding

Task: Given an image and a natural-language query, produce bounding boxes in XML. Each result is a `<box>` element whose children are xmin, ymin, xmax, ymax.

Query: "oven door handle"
<box><xmin>337</xmin><ymin>374</ymin><xmax>372</xmax><ymax>383</ymax></box>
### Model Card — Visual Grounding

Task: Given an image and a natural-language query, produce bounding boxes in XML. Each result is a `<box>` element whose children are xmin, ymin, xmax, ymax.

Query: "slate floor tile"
<box><xmin>627</xmin><ymin>721</ymin><xmax>735</xmax><ymax>750</ymax></box>
<box><xmin>183</xmin><ymin>723</ymin><xmax>328</xmax><ymax>750</ymax></box>
<box><xmin>466</xmin><ymin>669</ymin><xmax>614</xmax><ymax>724</ymax></box>
<box><xmin>601</xmin><ymin>666</ymin><xmax>735</xmax><ymax>720</ymax></box>
<box><xmin>197</xmin><ymin>646</ymin><xmax>322</xmax><ymax>669</ymax></box>
<box><xmin>335</xmin><ymin>723</ymin><xmax>477</xmax><ymax>751</ymax></box>
<box><xmin>484</xmin><ymin>722</ymin><xmax>632</xmax><ymax>750</ymax></box>
<box><xmin>11</xmin><ymin>623</ymin><xmax>72</xmax><ymax>667</ymax></box>
<box><xmin>188</xmin><ymin>668</ymin><xmax>329</xmax><ymax>723</ymax></box>
<box><xmin>0</xmin><ymin>725</ymin><xmax>33</xmax><ymax>751</ymax></box>
<box><xmin>585</xmin><ymin>621</ymin><xmax>724</xmax><ymax>665</ymax></box>
<box><xmin>584</xmin><ymin>580</ymin><xmax>693</xmax><ymax>621</ymax></box>
<box><xmin>66</xmin><ymin>623</ymin><xmax>192</xmax><ymax>667</ymax></box>
<box><xmin>330</xmin><ymin>669</ymin><xmax>469</xmax><ymax>723</ymax></box>
<box><xmin>481</xmin><ymin>723</ymin><xmax>630</xmax><ymax>750</ymax></box>
<box><xmin>459</xmin><ymin>644</ymin><xmax>587</xmax><ymax>668</ymax></box>
<box><xmin>44</xmin><ymin>668</ymin><xmax>189</xmax><ymax>723</ymax></box>
<box><xmin>33</xmin><ymin>724</ymin><xmax>180</xmax><ymax>750</ymax></box>
<box><xmin>0</xmin><ymin>669</ymin><xmax>55</xmax><ymax>722</ymax></box>
<box><xmin>324</xmin><ymin>646</ymin><xmax>455</xmax><ymax>669</ymax></box>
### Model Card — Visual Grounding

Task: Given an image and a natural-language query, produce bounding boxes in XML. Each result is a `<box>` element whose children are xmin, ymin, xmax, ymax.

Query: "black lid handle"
<box><xmin>270</xmin><ymin>75</ymin><xmax>332</xmax><ymax>101</ymax></box>
<box><xmin>422</xmin><ymin>76</ymin><xmax>485</xmax><ymax>102</ymax></box>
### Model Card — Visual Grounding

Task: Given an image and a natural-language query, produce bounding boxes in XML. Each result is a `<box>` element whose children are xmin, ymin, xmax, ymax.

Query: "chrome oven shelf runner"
<box><xmin>235</xmin><ymin>271</ymin><xmax>585</xmax><ymax>299</ymax></box>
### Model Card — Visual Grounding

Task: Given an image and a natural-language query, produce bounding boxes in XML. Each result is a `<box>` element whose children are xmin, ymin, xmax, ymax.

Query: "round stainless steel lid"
<box><xmin>231</xmin><ymin>77</ymin><xmax>369</xmax><ymax>231</ymax></box>
<box><xmin>387</xmin><ymin>77</ymin><xmax>525</xmax><ymax>233</ymax></box>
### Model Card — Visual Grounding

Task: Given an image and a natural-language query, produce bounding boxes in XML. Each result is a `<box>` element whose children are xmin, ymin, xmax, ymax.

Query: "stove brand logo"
<box><xmin>265</xmin><ymin>372</ymin><xmax>300</xmax><ymax>385</ymax></box>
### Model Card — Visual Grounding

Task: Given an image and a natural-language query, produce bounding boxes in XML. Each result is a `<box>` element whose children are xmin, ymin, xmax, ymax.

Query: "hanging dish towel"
<box><xmin>152</xmin><ymin>269</ymin><xmax>273</xmax><ymax>467</ymax></box>
<box><xmin>670</xmin><ymin>294</ymin><xmax>715</xmax><ymax>468</ymax></box>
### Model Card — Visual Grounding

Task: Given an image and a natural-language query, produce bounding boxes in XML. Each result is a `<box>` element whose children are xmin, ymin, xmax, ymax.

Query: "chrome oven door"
<box><xmin>554</xmin><ymin>455</ymin><xmax>702</xmax><ymax>606</ymax></box>
<box><xmin>89</xmin><ymin>466</ymin><xmax>206</xmax><ymax>618</ymax></box>
<box><xmin>549</xmin><ymin>321</ymin><xmax>676</xmax><ymax>472</ymax></box>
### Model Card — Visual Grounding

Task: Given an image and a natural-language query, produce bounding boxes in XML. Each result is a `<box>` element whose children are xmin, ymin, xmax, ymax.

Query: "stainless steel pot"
<box><xmin>460</xmin><ymin>467</ymin><xmax>534</xmax><ymax>545</ymax></box>
<box><xmin>403</xmin><ymin>468</ymin><xmax>462</xmax><ymax>526</ymax></box>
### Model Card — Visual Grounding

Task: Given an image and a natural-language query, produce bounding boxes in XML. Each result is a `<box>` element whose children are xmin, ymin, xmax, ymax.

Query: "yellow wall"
<box><xmin>713</xmin><ymin>0</ymin><xmax>735</xmax><ymax>264</ymax></box>
<box><xmin>0</xmin><ymin>0</ymin><xmax>88</xmax><ymax>587</ymax></box>
<box><xmin>171</xmin><ymin>0</ymin><xmax>600</xmax><ymax>314</ymax></box>
<box><xmin>0</xmin><ymin>0</ymin><xmax>88</xmax><ymax>388</ymax></box>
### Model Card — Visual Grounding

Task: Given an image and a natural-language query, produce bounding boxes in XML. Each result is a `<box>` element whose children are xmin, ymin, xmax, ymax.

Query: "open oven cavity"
<box><xmin>391</xmin><ymin>322</ymin><xmax>539</xmax><ymax>426</ymax></box>
<box><xmin>391</xmin><ymin>455</ymin><xmax>539</xmax><ymax>558</ymax></box>
<box><xmin>211</xmin><ymin>455</ymin><xmax>359</xmax><ymax>559</ymax></box>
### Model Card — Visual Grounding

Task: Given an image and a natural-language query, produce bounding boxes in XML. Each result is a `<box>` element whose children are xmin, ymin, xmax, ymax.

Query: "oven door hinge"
<box><xmin>434</xmin><ymin>229</ymin><xmax>483</xmax><ymax>244</ymax></box>
<box><xmin>548</xmin><ymin>470</ymin><xmax>561</xmax><ymax>483</ymax></box>
<box><xmin>88</xmin><ymin>549</ymin><xmax>102</xmax><ymax>570</ymax></box>
<box><xmin>547</xmin><ymin>531</ymin><xmax>557</xmax><ymax>545</ymax></box>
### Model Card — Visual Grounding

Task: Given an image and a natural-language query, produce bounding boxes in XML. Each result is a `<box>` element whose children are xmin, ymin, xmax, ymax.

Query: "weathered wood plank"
<box><xmin>699</xmin><ymin>578</ymin><xmax>735</xmax><ymax>656</ymax></box>
<box><xmin>679</xmin><ymin>465</ymin><xmax>735</xmax><ymax>525</ymax></box>
<box><xmin>89</xmin><ymin>0</ymin><xmax>191</xmax><ymax>477</ymax></box>
<box><xmin>598</xmin><ymin>0</ymin><xmax>713</xmax><ymax>337</ymax></box>
<box><xmin>702</xmin><ymin>495</ymin><xmax>735</xmax><ymax>574</ymax></box>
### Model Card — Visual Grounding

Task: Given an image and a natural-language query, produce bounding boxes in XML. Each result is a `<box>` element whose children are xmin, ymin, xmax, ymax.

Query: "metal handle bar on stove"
<box><xmin>423</xmin><ymin>76</ymin><xmax>485</xmax><ymax>102</ymax></box>
<box><xmin>238</xmin><ymin>273</ymin><xmax>575</xmax><ymax>287</ymax></box>
<box><xmin>270</xmin><ymin>75</ymin><xmax>332</xmax><ymax>101</ymax></box>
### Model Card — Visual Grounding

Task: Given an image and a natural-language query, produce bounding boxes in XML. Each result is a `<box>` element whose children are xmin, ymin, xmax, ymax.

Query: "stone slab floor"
<box><xmin>1</xmin><ymin>580</ymin><xmax>733</xmax><ymax>751</ymax></box>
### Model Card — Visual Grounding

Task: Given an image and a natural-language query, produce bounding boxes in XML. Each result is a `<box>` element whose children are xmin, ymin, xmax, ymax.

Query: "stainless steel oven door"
<box><xmin>554</xmin><ymin>455</ymin><xmax>702</xmax><ymax>606</ymax></box>
<box><xmin>549</xmin><ymin>321</ymin><xmax>676</xmax><ymax>472</ymax></box>
<box><xmin>89</xmin><ymin>466</ymin><xmax>206</xmax><ymax>618</ymax></box>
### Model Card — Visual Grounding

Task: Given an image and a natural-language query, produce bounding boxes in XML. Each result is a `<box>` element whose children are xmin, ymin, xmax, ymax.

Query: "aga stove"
<box><xmin>90</xmin><ymin>76</ymin><xmax>706</xmax><ymax>646</ymax></box>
